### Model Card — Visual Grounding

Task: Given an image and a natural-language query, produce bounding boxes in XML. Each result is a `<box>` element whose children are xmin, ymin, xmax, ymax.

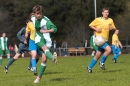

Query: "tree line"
<box><xmin>0</xmin><ymin>0</ymin><xmax>129</xmax><ymax>47</ymax></box>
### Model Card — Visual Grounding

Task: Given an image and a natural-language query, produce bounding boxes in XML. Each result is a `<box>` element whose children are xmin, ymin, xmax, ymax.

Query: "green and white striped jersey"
<box><xmin>0</xmin><ymin>37</ymin><xmax>8</xmax><ymax>50</ymax></box>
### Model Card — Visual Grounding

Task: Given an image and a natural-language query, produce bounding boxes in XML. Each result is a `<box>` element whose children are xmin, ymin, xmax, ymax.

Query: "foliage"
<box><xmin>0</xmin><ymin>0</ymin><xmax>128</xmax><ymax>46</ymax></box>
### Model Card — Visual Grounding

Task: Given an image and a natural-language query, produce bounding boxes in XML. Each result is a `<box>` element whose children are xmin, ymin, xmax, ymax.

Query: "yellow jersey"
<box><xmin>26</xmin><ymin>22</ymin><xmax>36</xmax><ymax>40</ymax></box>
<box><xmin>89</xmin><ymin>17</ymin><xmax>116</xmax><ymax>41</ymax></box>
<box><xmin>112</xmin><ymin>34</ymin><xmax>119</xmax><ymax>46</ymax></box>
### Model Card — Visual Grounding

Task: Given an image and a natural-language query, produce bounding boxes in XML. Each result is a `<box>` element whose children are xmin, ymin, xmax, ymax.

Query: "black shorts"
<box><xmin>17</xmin><ymin>43</ymin><xmax>30</xmax><ymax>54</ymax></box>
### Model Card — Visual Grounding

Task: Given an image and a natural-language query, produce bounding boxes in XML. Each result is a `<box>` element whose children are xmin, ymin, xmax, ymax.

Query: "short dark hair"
<box><xmin>102</xmin><ymin>7</ymin><xmax>109</xmax><ymax>12</ymax></box>
<box><xmin>32</xmin><ymin>5</ymin><xmax>43</xmax><ymax>13</ymax></box>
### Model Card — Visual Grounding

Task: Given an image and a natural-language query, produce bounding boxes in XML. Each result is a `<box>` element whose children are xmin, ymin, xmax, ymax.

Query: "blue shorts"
<box><xmin>29</xmin><ymin>39</ymin><xmax>41</xmax><ymax>55</ymax></box>
<box><xmin>98</xmin><ymin>42</ymin><xmax>109</xmax><ymax>53</ymax></box>
<box><xmin>111</xmin><ymin>45</ymin><xmax>121</xmax><ymax>54</ymax></box>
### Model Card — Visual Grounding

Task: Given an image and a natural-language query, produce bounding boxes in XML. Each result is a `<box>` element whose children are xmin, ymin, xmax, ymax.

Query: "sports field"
<box><xmin>0</xmin><ymin>54</ymin><xmax>130</xmax><ymax>86</ymax></box>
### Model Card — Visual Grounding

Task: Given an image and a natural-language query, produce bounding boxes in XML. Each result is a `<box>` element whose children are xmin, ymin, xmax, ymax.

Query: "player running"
<box><xmin>87</xmin><ymin>7</ymin><xmax>116</xmax><ymax>73</ymax></box>
<box><xmin>112</xmin><ymin>29</ymin><xmax>123</xmax><ymax>63</ymax></box>
<box><xmin>29</xmin><ymin>5</ymin><xmax>58</xmax><ymax>83</ymax></box>
<box><xmin>4</xmin><ymin>20</ymin><xmax>39</xmax><ymax>73</ymax></box>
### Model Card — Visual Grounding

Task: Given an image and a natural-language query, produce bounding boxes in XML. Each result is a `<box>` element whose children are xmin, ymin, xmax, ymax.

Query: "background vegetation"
<box><xmin>0</xmin><ymin>0</ymin><xmax>129</xmax><ymax>47</ymax></box>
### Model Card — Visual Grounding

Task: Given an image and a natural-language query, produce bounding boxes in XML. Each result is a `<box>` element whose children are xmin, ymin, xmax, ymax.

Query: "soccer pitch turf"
<box><xmin>0</xmin><ymin>54</ymin><xmax>130</xmax><ymax>86</ymax></box>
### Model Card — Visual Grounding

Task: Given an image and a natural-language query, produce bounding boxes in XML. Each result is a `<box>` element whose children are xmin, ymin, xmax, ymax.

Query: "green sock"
<box><xmin>45</xmin><ymin>50</ymin><xmax>53</xmax><ymax>60</ymax></box>
<box><xmin>6</xmin><ymin>58</ymin><xmax>15</xmax><ymax>68</ymax></box>
<box><xmin>0</xmin><ymin>57</ymin><xmax>2</xmax><ymax>65</ymax></box>
<box><xmin>38</xmin><ymin>63</ymin><xmax>46</xmax><ymax>77</ymax></box>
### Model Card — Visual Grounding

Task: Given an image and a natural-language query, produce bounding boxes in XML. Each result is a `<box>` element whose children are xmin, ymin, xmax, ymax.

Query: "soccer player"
<box><xmin>89</xmin><ymin>31</ymin><xmax>98</xmax><ymax>59</ymax></box>
<box><xmin>30</xmin><ymin>5</ymin><xmax>58</xmax><ymax>83</ymax></box>
<box><xmin>87</xmin><ymin>7</ymin><xmax>116</xmax><ymax>73</ymax></box>
<box><xmin>0</xmin><ymin>33</ymin><xmax>11</xmax><ymax>65</ymax></box>
<box><xmin>25</xmin><ymin>16</ymin><xmax>42</xmax><ymax>75</ymax></box>
<box><xmin>4</xmin><ymin>20</ymin><xmax>39</xmax><ymax>73</ymax></box>
<box><xmin>112</xmin><ymin>30</ymin><xmax>123</xmax><ymax>63</ymax></box>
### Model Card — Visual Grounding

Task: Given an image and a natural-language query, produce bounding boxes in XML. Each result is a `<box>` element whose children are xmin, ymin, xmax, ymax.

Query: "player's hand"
<box><xmin>121</xmin><ymin>46</ymin><xmax>123</xmax><ymax>49</ymax></box>
<box><xmin>96</xmin><ymin>28</ymin><xmax>101</xmax><ymax>32</ymax></box>
<box><xmin>24</xmin><ymin>41</ymin><xmax>28</xmax><ymax>44</ymax></box>
<box><xmin>40</xmin><ymin>29</ymin><xmax>47</xmax><ymax>33</ymax></box>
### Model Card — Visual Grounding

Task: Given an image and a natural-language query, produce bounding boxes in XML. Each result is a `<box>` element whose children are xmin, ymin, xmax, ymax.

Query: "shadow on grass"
<box><xmin>51</xmin><ymin>78</ymin><xmax>71</xmax><ymax>81</ymax></box>
<box><xmin>103</xmin><ymin>69</ymin><xmax>122</xmax><ymax>73</ymax></box>
<box><xmin>44</xmin><ymin>72</ymin><xmax>63</xmax><ymax>75</ymax></box>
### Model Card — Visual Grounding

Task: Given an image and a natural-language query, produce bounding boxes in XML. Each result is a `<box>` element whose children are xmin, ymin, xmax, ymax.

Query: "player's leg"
<box><xmin>34</xmin><ymin>53</ymin><xmax>47</xmax><ymax>83</ymax></box>
<box><xmin>99</xmin><ymin>43</ymin><xmax>111</xmax><ymax>70</ymax></box>
<box><xmin>111</xmin><ymin>45</ymin><xmax>117</xmax><ymax>63</ymax></box>
<box><xmin>29</xmin><ymin>39</ymin><xmax>38</xmax><ymax>74</ymax></box>
<box><xmin>87</xmin><ymin>51</ymin><xmax>102</xmax><ymax>73</ymax></box>
<box><xmin>4</xmin><ymin>43</ymin><xmax>24</xmax><ymax>73</ymax></box>
<box><xmin>6</xmin><ymin>50</ymin><xmax>11</xmax><ymax>63</ymax></box>
<box><xmin>4</xmin><ymin>53</ymin><xmax>21</xmax><ymax>73</ymax></box>
<box><xmin>114</xmin><ymin>47</ymin><xmax>121</xmax><ymax>62</ymax></box>
<box><xmin>36</xmin><ymin>40</ymin><xmax>58</xmax><ymax>64</ymax></box>
<box><xmin>0</xmin><ymin>48</ymin><xmax>3</xmax><ymax>65</ymax></box>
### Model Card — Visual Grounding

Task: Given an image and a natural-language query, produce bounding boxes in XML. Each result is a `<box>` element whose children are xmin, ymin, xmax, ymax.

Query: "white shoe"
<box><xmin>30</xmin><ymin>68</ymin><xmax>33</xmax><ymax>72</ymax></box>
<box><xmin>34</xmin><ymin>77</ymin><xmax>40</xmax><ymax>83</ymax></box>
<box><xmin>53</xmin><ymin>52</ymin><xmax>58</xmax><ymax>64</ymax></box>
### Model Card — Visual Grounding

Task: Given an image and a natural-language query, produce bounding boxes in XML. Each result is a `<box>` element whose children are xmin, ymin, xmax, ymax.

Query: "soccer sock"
<box><xmin>28</xmin><ymin>57</ymin><xmax>32</xmax><ymax>68</ymax></box>
<box><xmin>45</xmin><ymin>50</ymin><xmax>53</xmax><ymax>61</ymax></box>
<box><xmin>115</xmin><ymin>53</ymin><xmax>120</xmax><ymax>59</ymax></box>
<box><xmin>0</xmin><ymin>57</ymin><xmax>2</xmax><ymax>65</ymax></box>
<box><xmin>6</xmin><ymin>58</ymin><xmax>15</xmax><ymax>68</ymax></box>
<box><xmin>38</xmin><ymin>63</ymin><xmax>46</xmax><ymax>77</ymax></box>
<box><xmin>7</xmin><ymin>57</ymin><xmax>10</xmax><ymax>63</ymax></box>
<box><xmin>113</xmin><ymin>54</ymin><xmax>116</xmax><ymax>60</ymax></box>
<box><xmin>88</xmin><ymin>58</ymin><xmax>97</xmax><ymax>69</ymax></box>
<box><xmin>31</xmin><ymin>58</ymin><xmax>36</xmax><ymax>72</ymax></box>
<box><xmin>100</xmin><ymin>54</ymin><xmax>107</xmax><ymax>63</ymax></box>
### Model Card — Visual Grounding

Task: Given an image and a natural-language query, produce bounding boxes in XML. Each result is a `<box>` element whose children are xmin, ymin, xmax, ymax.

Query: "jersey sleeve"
<box><xmin>17</xmin><ymin>27</ymin><xmax>25</xmax><ymax>43</ymax></box>
<box><xmin>46</xmin><ymin>20</ymin><xmax>57</xmax><ymax>33</ymax></box>
<box><xmin>89</xmin><ymin>18</ymin><xmax>99</xmax><ymax>27</ymax></box>
<box><xmin>111</xmin><ymin>19</ymin><xmax>116</xmax><ymax>29</ymax></box>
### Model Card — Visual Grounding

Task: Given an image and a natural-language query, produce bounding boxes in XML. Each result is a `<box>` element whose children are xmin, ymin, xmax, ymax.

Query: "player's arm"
<box><xmin>109</xmin><ymin>19</ymin><xmax>116</xmax><ymax>30</ymax></box>
<box><xmin>89</xmin><ymin>18</ymin><xmax>101</xmax><ymax>32</ymax></box>
<box><xmin>17</xmin><ymin>27</ymin><xmax>26</xmax><ymax>43</ymax></box>
<box><xmin>40</xmin><ymin>20</ymin><xmax>57</xmax><ymax>33</ymax></box>
<box><xmin>119</xmin><ymin>41</ymin><xmax>123</xmax><ymax>49</ymax></box>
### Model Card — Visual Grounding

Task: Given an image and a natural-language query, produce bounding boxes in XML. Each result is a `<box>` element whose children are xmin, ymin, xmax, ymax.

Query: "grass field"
<box><xmin>0</xmin><ymin>54</ymin><xmax>130</xmax><ymax>86</ymax></box>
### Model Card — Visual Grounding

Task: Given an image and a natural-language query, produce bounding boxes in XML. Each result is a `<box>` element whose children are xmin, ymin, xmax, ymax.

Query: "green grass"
<box><xmin>0</xmin><ymin>54</ymin><xmax>130</xmax><ymax>86</ymax></box>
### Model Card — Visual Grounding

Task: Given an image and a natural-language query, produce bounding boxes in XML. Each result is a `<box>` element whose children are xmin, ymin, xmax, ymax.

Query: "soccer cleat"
<box><xmin>53</xmin><ymin>52</ymin><xmax>58</xmax><ymax>64</ymax></box>
<box><xmin>34</xmin><ymin>72</ymin><xmax>37</xmax><ymax>76</ymax></box>
<box><xmin>4</xmin><ymin>66</ymin><xmax>8</xmax><ymax>73</ymax></box>
<box><xmin>112</xmin><ymin>59</ymin><xmax>117</xmax><ymax>63</ymax></box>
<box><xmin>28</xmin><ymin>67</ymin><xmax>33</xmax><ymax>72</ymax></box>
<box><xmin>99</xmin><ymin>62</ymin><xmax>105</xmax><ymax>70</ymax></box>
<box><xmin>34</xmin><ymin>76</ymin><xmax>41</xmax><ymax>83</ymax></box>
<box><xmin>87</xmin><ymin>66</ymin><xmax>92</xmax><ymax>73</ymax></box>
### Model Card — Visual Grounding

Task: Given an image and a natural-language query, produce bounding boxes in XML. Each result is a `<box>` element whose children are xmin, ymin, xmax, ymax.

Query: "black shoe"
<box><xmin>99</xmin><ymin>62</ymin><xmax>105</xmax><ymax>70</ymax></box>
<box><xmin>112</xmin><ymin>59</ymin><xmax>117</xmax><ymax>63</ymax></box>
<box><xmin>87</xmin><ymin>66</ymin><xmax>92</xmax><ymax>73</ymax></box>
<box><xmin>4</xmin><ymin>66</ymin><xmax>8</xmax><ymax>73</ymax></box>
<box><xmin>34</xmin><ymin>72</ymin><xmax>37</xmax><ymax>76</ymax></box>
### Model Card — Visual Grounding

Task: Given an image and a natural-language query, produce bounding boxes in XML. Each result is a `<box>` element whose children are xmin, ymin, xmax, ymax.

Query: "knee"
<box><xmin>107</xmin><ymin>47</ymin><xmax>111</xmax><ymax>53</ymax></box>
